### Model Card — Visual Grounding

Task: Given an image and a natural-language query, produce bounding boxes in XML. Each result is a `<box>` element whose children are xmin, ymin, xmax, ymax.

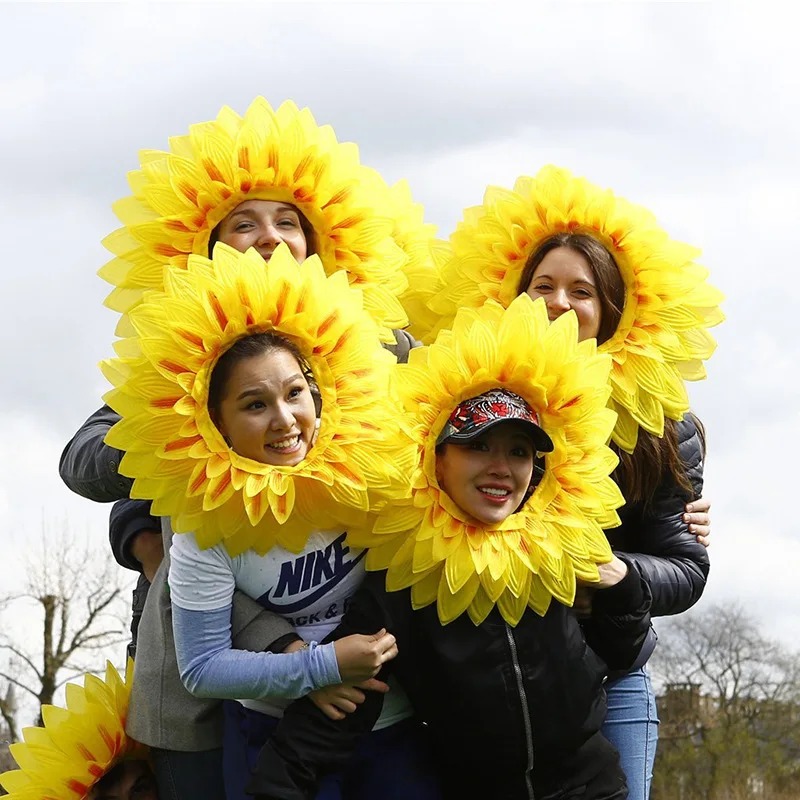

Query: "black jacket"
<box><xmin>608</xmin><ymin>415</ymin><xmax>708</xmax><ymax>618</ymax></box>
<box><xmin>249</xmin><ymin>563</ymin><xmax>651</xmax><ymax>800</ymax></box>
<box><xmin>605</xmin><ymin>415</ymin><xmax>709</xmax><ymax>674</ymax></box>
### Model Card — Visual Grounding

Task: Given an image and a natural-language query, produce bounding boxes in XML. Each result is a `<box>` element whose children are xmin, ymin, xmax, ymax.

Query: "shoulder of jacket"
<box><xmin>676</xmin><ymin>413</ymin><xmax>704</xmax><ymax>460</ymax></box>
<box><xmin>384</xmin><ymin>329</ymin><xmax>422</xmax><ymax>364</ymax></box>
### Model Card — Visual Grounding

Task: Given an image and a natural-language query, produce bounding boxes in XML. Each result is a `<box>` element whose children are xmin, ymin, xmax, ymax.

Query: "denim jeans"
<box><xmin>602</xmin><ymin>667</ymin><xmax>659</xmax><ymax>800</ymax></box>
<box><xmin>222</xmin><ymin>700</ymin><xmax>442</xmax><ymax>800</ymax></box>
<box><xmin>150</xmin><ymin>746</ymin><xmax>225</xmax><ymax>800</ymax></box>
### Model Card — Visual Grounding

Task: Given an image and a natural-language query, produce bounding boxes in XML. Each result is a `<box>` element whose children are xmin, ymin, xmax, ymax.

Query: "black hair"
<box><xmin>207</xmin><ymin>331</ymin><xmax>318</xmax><ymax>420</ymax></box>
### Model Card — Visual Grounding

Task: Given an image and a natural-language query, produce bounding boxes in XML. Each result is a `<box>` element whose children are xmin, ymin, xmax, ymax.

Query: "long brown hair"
<box><xmin>516</xmin><ymin>233</ymin><xmax>702</xmax><ymax>507</ymax></box>
<box><xmin>613</xmin><ymin>418</ymin><xmax>704</xmax><ymax>507</ymax></box>
<box><xmin>517</xmin><ymin>233</ymin><xmax>625</xmax><ymax>345</ymax></box>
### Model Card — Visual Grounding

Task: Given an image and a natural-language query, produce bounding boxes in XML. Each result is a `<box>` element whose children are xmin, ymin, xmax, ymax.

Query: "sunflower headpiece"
<box><xmin>100</xmin><ymin>97</ymin><xmax>436</xmax><ymax>343</ymax></box>
<box><xmin>102</xmin><ymin>243</ymin><xmax>415</xmax><ymax>556</ymax></box>
<box><xmin>429</xmin><ymin>165</ymin><xmax>725</xmax><ymax>451</ymax></box>
<box><xmin>346</xmin><ymin>294</ymin><xmax>624</xmax><ymax>627</ymax></box>
<box><xmin>0</xmin><ymin>662</ymin><xmax>144</xmax><ymax>800</ymax></box>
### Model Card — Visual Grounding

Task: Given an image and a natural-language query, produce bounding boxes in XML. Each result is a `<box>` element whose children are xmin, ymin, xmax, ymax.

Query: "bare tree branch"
<box><xmin>651</xmin><ymin>603</ymin><xmax>800</xmax><ymax>799</ymax></box>
<box><xmin>0</xmin><ymin>527</ymin><xmax>128</xmax><ymax>723</ymax></box>
<box><xmin>0</xmin><ymin>671</ymin><xmax>40</xmax><ymax>702</ymax></box>
<box><xmin>0</xmin><ymin>642</ymin><xmax>44</xmax><ymax>682</ymax></box>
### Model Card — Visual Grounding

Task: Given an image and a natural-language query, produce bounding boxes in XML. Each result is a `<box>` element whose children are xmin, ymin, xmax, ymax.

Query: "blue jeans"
<box><xmin>150</xmin><ymin>747</ymin><xmax>225</xmax><ymax>800</ymax></box>
<box><xmin>223</xmin><ymin>701</ymin><xmax>442</xmax><ymax>800</ymax></box>
<box><xmin>602</xmin><ymin>667</ymin><xmax>659</xmax><ymax>800</ymax></box>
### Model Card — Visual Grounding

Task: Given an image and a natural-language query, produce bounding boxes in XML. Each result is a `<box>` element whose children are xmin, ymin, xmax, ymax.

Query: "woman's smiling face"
<box><xmin>436</xmin><ymin>423</ymin><xmax>535</xmax><ymax>525</ymax></box>
<box><xmin>215</xmin><ymin>347</ymin><xmax>316</xmax><ymax>467</ymax></box>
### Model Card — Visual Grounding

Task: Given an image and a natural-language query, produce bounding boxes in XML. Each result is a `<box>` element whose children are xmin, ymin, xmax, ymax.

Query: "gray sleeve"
<box><xmin>59</xmin><ymin>404</ymin><xmax>133</xmax><ymax>502</ymax></box>
<box><xmin>384</xmin><ymin>329</ymin><xmax>421</xmax><ymax>364</ymax></box>
<box><xmin>231</xmin><ymin>590</ymin><xmax>300</xmax><ymax>653</ymax></box>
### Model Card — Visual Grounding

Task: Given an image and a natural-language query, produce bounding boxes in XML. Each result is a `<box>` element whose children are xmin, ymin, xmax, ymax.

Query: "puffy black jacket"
<box><xmin>607</xmin><ymin>414</ymin><xmax>708</xmax><ymax>618</ymax></box>
<box><xmin>249</xmin><ymin>564</ymin><xmax>651</xmax><ymax>800</ymax></box>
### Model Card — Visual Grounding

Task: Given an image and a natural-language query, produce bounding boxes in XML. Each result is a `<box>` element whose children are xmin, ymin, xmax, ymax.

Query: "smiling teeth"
<box><xmin>269</xmin><ymin>435</ymin><xmax>299</xmax><ymax>450</ymax></box>
<box><xmin>480</xmin><ymin>487</ymin><xmax>510</xmax><ymax>497</ymax></box>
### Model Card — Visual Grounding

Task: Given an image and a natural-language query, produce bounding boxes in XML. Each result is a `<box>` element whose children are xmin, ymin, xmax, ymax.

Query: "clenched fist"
<box><xmin>334</xmin><ymin>628</ymin><xmax>399</xmax><ymax>683</ymax></box>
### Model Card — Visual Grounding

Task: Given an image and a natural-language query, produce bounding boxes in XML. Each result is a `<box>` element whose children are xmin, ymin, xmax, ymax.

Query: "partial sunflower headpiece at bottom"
<box><xmin>0</xmin><ymin>661</ymin><xmax>151</xmax><ymax>800</ymax></box>
<box><xmin>346</xmin><ymin>293</ymin><xmax>625</xmax><ymax>627</ymax></box>
<box><xmin>101</xmin><ymin>243</ymin><xmax>415</xmax><ymax>557</ymax></box>
<box><xmin>428</xmin><ymin>164</ymin><xmax>725</xmax><ymax>452</ymax></box>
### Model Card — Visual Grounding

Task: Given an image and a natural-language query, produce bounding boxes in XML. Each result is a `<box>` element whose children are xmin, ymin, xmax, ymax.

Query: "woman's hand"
<box><xmin>308</xmin><ymin>678</ymin><xmax>391</xmax><ymax>721</ymax></box>
<box><xmin>684</xmin><ymin>497</ymin><xmax>711</xmax><ymax>547</ymax></box>
<box><xmin>131</xmin><ymin>530</ymin><xmax>164</xmax><ymax>582</ymax></box>
<box><xmin>333</xmin><ymin>628</ymin><xmax>398</xmax><ymax>683</ymax></box>
<box><xmin>596</xmin><ymin>555</ymin><xmax>628</xmax><ymax>588</ymax></box>
<box><xmin>579</xmin><ymin>555</ymin><xmax>629</xmax><ymax>590</ymax></box>
<box><xmin>574</xmin><ymin>556</ymin><xmax>628</xmax><ymax>616</ymax></box>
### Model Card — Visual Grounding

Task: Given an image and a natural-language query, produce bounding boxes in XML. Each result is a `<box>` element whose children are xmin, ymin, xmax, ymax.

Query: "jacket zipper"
<box><xmin>505</xmin><ymin>623</ymin><xmax>535</xmax><ymax>799</ymax></box>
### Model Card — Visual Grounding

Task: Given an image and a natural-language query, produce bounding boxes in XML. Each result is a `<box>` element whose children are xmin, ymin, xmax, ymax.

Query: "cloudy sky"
<box><xmin>0</xmin><ymin>2</ymin><xmax>797</xmax><ymax>720</ymax></box>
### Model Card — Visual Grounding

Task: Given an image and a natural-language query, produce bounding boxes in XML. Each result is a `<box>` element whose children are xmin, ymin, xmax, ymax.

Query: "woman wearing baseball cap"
<box><xmin>413</xmin><ymin>165</ymin><xmax>722</xmax><ymax>799</ymax></box>
<box><xmin>249</xmin><ymin>296</ymin><xmax>653</xmax><ymax>799</ymax></box>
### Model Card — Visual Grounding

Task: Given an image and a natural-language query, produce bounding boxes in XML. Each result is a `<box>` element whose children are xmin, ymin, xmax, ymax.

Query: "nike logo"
<box><xmin>257</xmin><ymin>533</ymin><xmax>365</xmax><ymax>614</ymax></box>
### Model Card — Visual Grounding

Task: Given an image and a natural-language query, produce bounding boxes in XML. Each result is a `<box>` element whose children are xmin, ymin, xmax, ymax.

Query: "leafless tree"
<box><xmin>0</xmin><ymin>532</ymin><xmax>127</xmax><ymax>728</ymax></box>
<box><xmin>650</xmin><ymin>603</ymin><xmax>800</xmax><ymax>800</ymax></box>
<box><xmin>654</xmin><ymin>602</ymin><xmax>800</xmax><ymax>706</ymax></box>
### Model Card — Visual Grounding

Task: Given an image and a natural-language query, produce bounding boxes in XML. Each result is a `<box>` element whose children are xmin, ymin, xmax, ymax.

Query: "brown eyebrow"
<box><xmin>532</xmin><ymin>273</ymin><xmax>596</xmax><ymax>288</ymax></box>
<box><xmin>235</xmin><ymin>374</ymin><xmax>305</xmax><ymax>402</ymax></box>
<box><xmin>227</xmin><ymin>204</ymin><xmax>299</xmax><ymax>221</ymax></box>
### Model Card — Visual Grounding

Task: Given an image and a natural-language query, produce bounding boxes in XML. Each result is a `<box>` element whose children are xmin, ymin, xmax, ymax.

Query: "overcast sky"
<box><xmin>0</xmin><ymin>2</ymin><xmax>797</xmax><ymax>721</ymax></box>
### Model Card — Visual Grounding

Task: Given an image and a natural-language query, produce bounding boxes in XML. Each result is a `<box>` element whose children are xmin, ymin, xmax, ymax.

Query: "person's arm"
<box><xmin>230</xmin><ymin>589</ymin><xmax>303</xmax><ymax>654</ymax></box>
<box><xmin>581</xmin><ymin>557</ymin><xmax>652</xmax><ymax>673</ymax></box>
<box><xmin>385</xmin><ymin>328</ymin><xmax>421</xmax><ymax>362</ymax></box>
<box><xmin>615</xmin><ymin>415</ymin><xmax>710</xmax><ymax>617</ymax></box>
<box><xmin>247</xmin><ymin>571</ymin><xmax>400</xmax><ymax>800</ymax></box>
<box><xmin>59</xmin><ymin>405</ymin><xmax>132</xmax><ymax>501</ymax></box>
<box><xmin>172</xmin><ymin>603</ymin><xmax>341</xmax><ymax>700</ymax></box>
<box><xmin>109</xmin><ymin>499</ymin><xmax>163</xmax><ymax>579</ymax></box>
<box><xmin>169</xmin><ymin>535</ymin><xmax>395</xmax><ymax>701</ymax></box>
<box><xmin>168</xmin><ymin>533</ymin><xmax>340</xmax><ymax>699</ymax></box>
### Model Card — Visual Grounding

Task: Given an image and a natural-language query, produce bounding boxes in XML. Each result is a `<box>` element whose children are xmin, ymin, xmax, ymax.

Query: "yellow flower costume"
<box><xmin>429</xmin><ymin>165</ymin><xmax>725</xmax><ymax>451</ymax></box>
<box><xmin>386</xmin><ymin>180</ymin><xmax>441</xmax><ymax>342</ymax></box>
<box><xmin>347</xmin><ymin>294</ymin><xmax>624</xmax><ymax>627</ymax></box>
<box><xmin>0</xmin><ymin>662</ymin><xmax>144</xmax><ymax>800</ymax></box>
<box><xmin>99</xmin><ymin>97</ymin><xmax>436</xmax><ymax>342</ymax></box>
<box><xmin>102</xmin><ymin>243</ymin><xmax>415</xmax><ymax>556</ymax></box>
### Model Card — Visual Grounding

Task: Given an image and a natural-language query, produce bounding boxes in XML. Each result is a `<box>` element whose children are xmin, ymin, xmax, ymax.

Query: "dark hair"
<box><xmin>434</xmin><ymin>427</ymin><xmax>541</xmax><ymax>514</ymax></box>
<box><xmin>207</xmin><ymin>331</ymin><xmax>317</xmax><ymax>419</ymax></box>
<box><xmin>515</xmin><ymin>232</ymin><xmax>702</xmax><ymax>508</ymax></box>
<box><xmin>612</xmin><ymin>415</ymin><xmax>705</xmax><ymax>508</ymax></box>
<box><xmin>207</xmin><ymin>202</ymin><xmax>317</xmax><ymax>258</ymax></box>
<box><xmin>516</xmin><ymin>233</ymin><xmax>625</xmax><ymax>345</ymax></box>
